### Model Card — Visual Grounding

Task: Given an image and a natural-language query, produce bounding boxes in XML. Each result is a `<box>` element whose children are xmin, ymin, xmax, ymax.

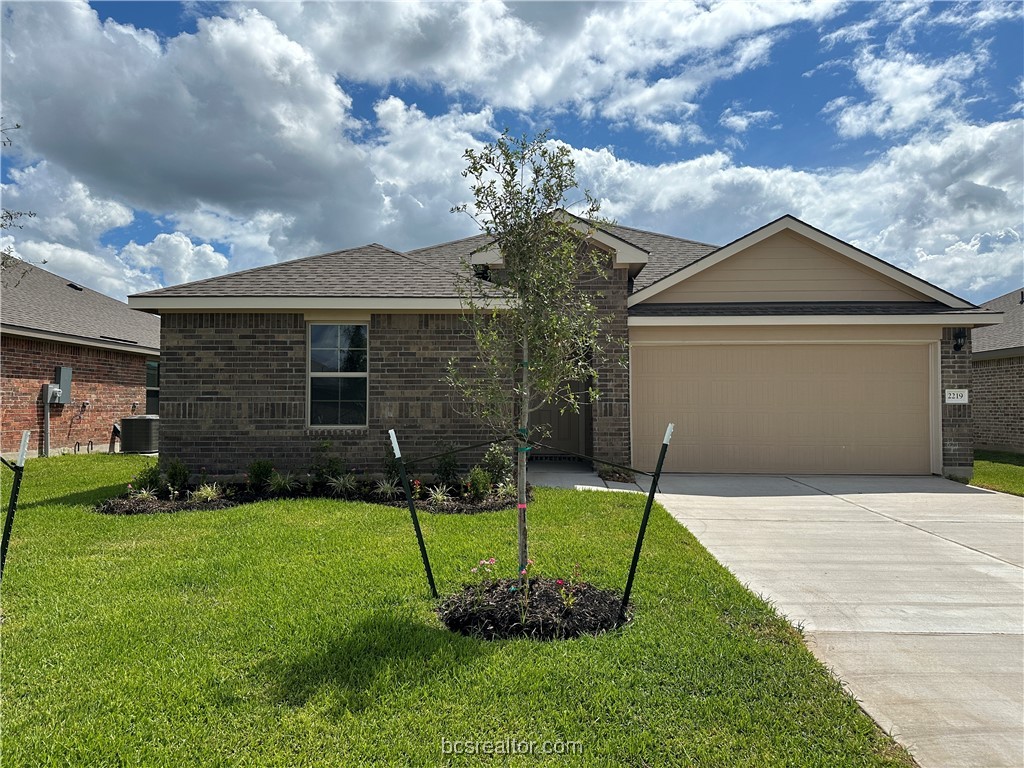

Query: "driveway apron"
<box><xmin>649</xmin><ymin>474</ymin><xmax>1024</xmax><ymax>768</ymax></box>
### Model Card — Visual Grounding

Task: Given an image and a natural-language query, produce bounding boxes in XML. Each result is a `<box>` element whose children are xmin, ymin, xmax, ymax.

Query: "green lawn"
<box><xmin>973</xmin><ymin>450</ymin><xmax>1024</xmax><ymax>497</ymax></box>
<box><xmin>1</xmin><ymin>455</ymin><xmax>914</xmax><ymax>767</ymax></box>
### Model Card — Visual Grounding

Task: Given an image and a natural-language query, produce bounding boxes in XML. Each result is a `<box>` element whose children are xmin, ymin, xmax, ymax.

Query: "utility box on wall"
<box><xmin>54</xmin><ymin>366</ymin><xmax>73</xmax><ymax>404</ymax></box>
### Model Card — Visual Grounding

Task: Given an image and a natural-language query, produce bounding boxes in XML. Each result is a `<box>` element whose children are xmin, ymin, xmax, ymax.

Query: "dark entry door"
<box><xmin>531</xmin><ymin>381</ymin><xmax>590</xmax><ymax>458</ymax></box>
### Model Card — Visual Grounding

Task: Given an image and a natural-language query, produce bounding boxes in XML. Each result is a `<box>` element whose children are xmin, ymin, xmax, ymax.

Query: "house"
<box><xmin>1</xmin><ymin>260</ymin><xmax>161</xmax><ymax>457</ymax></box>
<box><xmin>127</xmin><ymin>215</ymin><xmax>1001</xmax><ymax>480</ymax></box>
<box><xmin>971</xmin><ymin>287</ymin><xmax>1023</xmax><ymax>453</ymax></box>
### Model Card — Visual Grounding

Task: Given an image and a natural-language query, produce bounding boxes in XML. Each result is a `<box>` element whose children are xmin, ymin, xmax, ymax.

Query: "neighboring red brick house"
<box><xmin>129</xmin><ymin>214</ymin><xmax>1001</xmax><ymax>480</ymax></box>
<box><xmin>972</xmin><ymin>288</ymin><xmax>1023</xmax><ymax>453</ymax></box>
<box><xmin>1</xmin><ymin>260</ymin><xmax>160</xmax><ymax>457</ymax></box>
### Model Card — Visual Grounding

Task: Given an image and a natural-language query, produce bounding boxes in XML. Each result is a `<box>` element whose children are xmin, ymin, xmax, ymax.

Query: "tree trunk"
<box><xmin>517</xmin><ymin>333</ymin><xmax>529</xmax><ymax>574</ymax></box>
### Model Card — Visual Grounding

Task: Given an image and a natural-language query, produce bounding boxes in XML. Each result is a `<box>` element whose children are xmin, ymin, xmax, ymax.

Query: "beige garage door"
<box><xmin>632</xmin><ymin>343</ymin><xmax>931</xmax><ymax>474</ymax></box>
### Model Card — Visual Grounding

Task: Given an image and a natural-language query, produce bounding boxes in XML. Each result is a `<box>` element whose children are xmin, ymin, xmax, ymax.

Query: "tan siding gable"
<box><xmin>644</xmin><ymin>231</ymin><xmax>932</xmax><ymax>304</ymax></box>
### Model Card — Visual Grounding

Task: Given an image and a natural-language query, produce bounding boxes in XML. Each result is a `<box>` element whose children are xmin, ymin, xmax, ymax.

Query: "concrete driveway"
<box><xmin>644</xmin><ymin>474</ymin><xmax>1024</xmax><ymax>768</ymax></box>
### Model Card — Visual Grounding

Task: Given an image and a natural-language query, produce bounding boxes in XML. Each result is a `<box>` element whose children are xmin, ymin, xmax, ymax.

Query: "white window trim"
<box><xmin>307</xmin><ymin>322</ymin><xmax>369</xmax><ymax>429</ymax></box>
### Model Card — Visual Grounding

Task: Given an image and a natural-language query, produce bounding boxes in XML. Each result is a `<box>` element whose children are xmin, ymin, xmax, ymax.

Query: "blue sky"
<box><xmin>1</xmin><ymin>0</ymin><xmax>1021</xmax><ymax>303</ymax></box>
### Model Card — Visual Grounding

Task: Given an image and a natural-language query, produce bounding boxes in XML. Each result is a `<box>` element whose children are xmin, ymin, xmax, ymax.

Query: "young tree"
<box><xmin>1</xmin><ymin>119</ymin><xmax>36</xmax><ymax>274</ymax></box>
<box><xmin>448</xmin><ymin>131</ymin><xmax>616</xmax><ymax>573</ymax></box>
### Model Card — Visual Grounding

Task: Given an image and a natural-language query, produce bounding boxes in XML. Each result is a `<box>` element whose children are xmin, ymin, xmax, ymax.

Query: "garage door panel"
<box><xmin>632</xmin><ymin>343</ymin><xmax>931</xmax><ymax>474</ymax></box>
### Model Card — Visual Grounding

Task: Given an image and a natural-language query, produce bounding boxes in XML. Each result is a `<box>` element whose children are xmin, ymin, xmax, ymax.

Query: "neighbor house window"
<box><xmin>309</xmin><ymin>324</ymin><xmax>368</xmax><ymax>427</ymax></box>
<box><xmin>145</xmin><ymin>361</ymin><xmax>159</xmax><ymax>415</ymax></box>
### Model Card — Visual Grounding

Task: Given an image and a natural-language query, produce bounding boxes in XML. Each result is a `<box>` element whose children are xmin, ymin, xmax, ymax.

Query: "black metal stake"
<box><xmin>1</xmin><ymin>431</ymin><xmax>32</xmax><ymax>584</ymax></box>
<box><xmin>389</xmin><ymin>429</ymin><xmax>438</xmax><ymax>599</ymax></box>
<box><xmin>620</xmin><ymin>423</ymin><xmax>674</xmax><ymax>623</ymax></box>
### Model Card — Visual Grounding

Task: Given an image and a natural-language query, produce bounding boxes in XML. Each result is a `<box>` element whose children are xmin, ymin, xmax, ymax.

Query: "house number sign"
<box><xmin>944</xmin><ymin>389</ymin><xmax>969</xmax><ymax>404</ymax></box>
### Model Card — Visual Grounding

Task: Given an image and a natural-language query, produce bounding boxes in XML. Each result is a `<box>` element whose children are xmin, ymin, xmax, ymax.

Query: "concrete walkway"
<box><xmin>530</xmin><ymin>463</ymin><xmax>1024</xmax><ymax>768</ymax></box>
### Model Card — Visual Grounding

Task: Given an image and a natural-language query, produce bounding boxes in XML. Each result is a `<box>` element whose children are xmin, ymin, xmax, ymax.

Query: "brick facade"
<box><xmin>940</xmin><ymin>327</ymin><xmax>973</xmax><ymax>478</ymax></box>
<box><xmin>160</xmin><ymin>265</ymin><xmax>634</xmax><ymax>478</ymax></box>
<box><xmin>972</xmin><ymin>354</ymin><xmax>1024</xmax><ymax>453</ymax></box>
<box><xmin>159</xmin><ymin>311</ymin><xmax>497</xmax><ymax>478</ymax></box>
<box><xmin>0</xmin><ymin>334</ymin><xmax>151</xmax><ymax>456</ymax></box>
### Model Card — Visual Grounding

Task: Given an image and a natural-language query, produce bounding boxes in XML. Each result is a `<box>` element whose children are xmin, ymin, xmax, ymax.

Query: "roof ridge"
<box><xmin>406</xmin><ymin>231</ymin><xmax>489</xmax><ymax>256</ymax></box>
<box><xmin>605</xmin><ymin>221</ymin><xmax>720</xmax><ymax>249</ymax></box>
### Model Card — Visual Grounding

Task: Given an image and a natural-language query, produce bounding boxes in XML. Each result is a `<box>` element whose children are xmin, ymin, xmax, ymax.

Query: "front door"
<box><xmin>531</xmin><ymin>381</ymin><xmax>590</xmax><ymax>458</ymax></box>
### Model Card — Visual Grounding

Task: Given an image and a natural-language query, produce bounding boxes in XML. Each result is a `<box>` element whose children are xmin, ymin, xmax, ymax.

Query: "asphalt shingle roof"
<box><xmin>1</xmin><ymin>260</ymin><xmax>160</xmax><ymax>351</ymax></box>
<box><xmin>131</xmin><ymin>225</ymin><xmax>719</xmax><ymax>301</ymax></box>
<box><xmin>127</xmin><ymin>220</ymin><xmax>982</xmax><ymax>322</ymax></box>
<box><xmin>131</xmin><ymin>243</ymin><xmax>472</xmax><ymax>299</ymax></box>
<box><xmin>973</xmin><ymin>287</ymin><xmax>1024</xmax><ymax>354</ymax></box>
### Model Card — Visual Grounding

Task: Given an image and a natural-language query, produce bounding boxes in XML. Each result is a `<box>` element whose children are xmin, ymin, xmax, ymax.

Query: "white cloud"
<box><xmin>825</xmin><ymin>48</ymin><xmax>983</xmax><ymax>138</ymax></box>
<box><xmin>719</xmin><ymin>107</ymin><xmax>777</xmax><ymax>133</ymax></box>
<box><xmin>0</xmin><ymin>162</ymin><xmax>133</xmax><ymax>249</ymax></box>
<box><xmin>912</xmin><ymin>229</ymin><xmax>1022</xmax><ymax>296</ymax></box>
<box><xmin>926</xmin><ymin>0</ymin><xmax>1021</xmax><ymax>33</ymax></box>
<box><xmin>251</xmin><ymin>0</ymin><xmax>842</xmax><ymax>139</ymax></box>
<box><xmin>120</xmin><ymin>232</ymin><xmax>230</xmax><ymax>287</ymax></box>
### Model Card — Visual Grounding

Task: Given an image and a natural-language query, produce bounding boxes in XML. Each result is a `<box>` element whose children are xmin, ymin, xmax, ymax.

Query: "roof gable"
<box><xmin>628</xmin><ymin>215</ymin><xmax>975</xmax><ymax>310</ymax></box>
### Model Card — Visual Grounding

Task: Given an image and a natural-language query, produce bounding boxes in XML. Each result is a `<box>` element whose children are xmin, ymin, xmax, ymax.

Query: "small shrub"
<box><xmin>497</xmin><ymin>481</ymin><xmax>517</xmax><ymax>499</ymax></box>
<box><xmin>131</xmin><ymin>464</ymin><xmax>163</xmax><ymax>493</ymax></box>
<box><xmin>465</xmin><ymin>466</ymin><xmax>491</xmax><ymax>501</ymax></box>
<box><xmin>268</xmin><ymin>471</ymin><xmax>298</xmax><ymax>496</ymax></box>
<box><xmin>374</xmin><ymin>477</ymin><xmax>401</xmax><ymax>499</ymax></box>
<box><xmin>326</xmin><ymin>472</ymin><xmax>358</xmax><ymax>497</ymax></box>
<box><xmin>164</xmin><ymin>458</ymin><xmax>190</xmax><ymax>491</ymax></box>
<box><xmin>597</xmin><ymin>463</ymin><xmax>635</xmax><ymax>484</ymax></box>
<box><xmin>382</xmin><ymin>442</ymin><xmax>403</xmax><ymax>483</ymax></box>
<box><xmin>434</xmin><ymin>448</ymin><xmax>460</xmax><ymax>487</ymax></box>
<box><xmin>190</xmin><ymin>483</ymin><xmax>222</xmax><ymax>503</ymax></box>
<box><xmin>133</xmin><ymin>487</ymin><xmax>157</xmax><ymax>502</ymax></box>
<box><xmin>428</xmin><ymin>484</ymin><xmax>452</xmax><ymax>505</ymax></box>
<box><xmin>481</xmin><ymin>443</ymin><xmax>514</xmax><ymax>486</ymax></box>
<box><xmin>311</xmin><ymin>442</ymin><xmax>343</xmax><ymax>486</ymax></box>
<box><xmin>247</xmin><ymin>460</ymin><xmax>274</xmax><ymax>493</ymax></box>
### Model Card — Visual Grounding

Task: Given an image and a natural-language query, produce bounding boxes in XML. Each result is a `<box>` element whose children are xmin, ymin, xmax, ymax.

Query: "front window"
<box><xmin>308</xmin><ymin>324</ymin><xmax>368</xmax><ymax>427</ymax></box>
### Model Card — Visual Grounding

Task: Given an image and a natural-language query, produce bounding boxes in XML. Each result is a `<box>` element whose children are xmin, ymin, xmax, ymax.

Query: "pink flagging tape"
<box><xmin>517</xmin><ymin>504</ymin><xmax>527</xmax><ymax>509</ymax></box>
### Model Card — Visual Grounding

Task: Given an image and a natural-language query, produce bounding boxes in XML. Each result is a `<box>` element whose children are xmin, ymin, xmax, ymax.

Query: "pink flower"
<box><xmin>556</xmin><ymin>579</ymin><xmax>564</xmax><ymax>586</ymax></box>
<box><xmin>488</xmin><ymin>558</ymin><xmax>496</xmax><ymax>564</ymax></box>
<box><xmin>470</xmin><ymin>567</ymin><xmax>478</xmax><ymax>573</ymax></box>
<box><xmin>520</xmin><ymin>568</ymin><xmax>527</xmax><ymax>576</ymax></box>
<box><xmin>527</xmin><ymin>559</ymin><xmax>534</xmax><ymax>565</ymax></box>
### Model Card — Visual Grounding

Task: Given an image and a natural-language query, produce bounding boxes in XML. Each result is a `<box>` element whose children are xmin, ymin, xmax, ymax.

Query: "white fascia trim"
<box><xmin>128</xmin><ymin>296</ymin><xmax>508</xmax><ymax>311</ymax></box>
<box><xmin>627</xmin><ymin>217</ymin><xmax>974</xmax><ymax>309</ymax></box>
<box><xmin>627</xmin><ymin>313</ymin><xmax>1002</xmax><ymax>327</ymax></box>
<box><xmin>1</xmin><ymin>325</ymin><xmax>159</xmax><ymax>356</ymax></box>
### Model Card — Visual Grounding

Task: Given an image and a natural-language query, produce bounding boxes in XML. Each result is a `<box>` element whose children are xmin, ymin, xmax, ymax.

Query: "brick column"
<box><xmin>590</xmin><ymin>266</ymin><xmax>631</xmax><ymax>468</ymax></box>
<box><xmin>940</xmin><ymin>327</ymin><xmax>973</xmax><ymax>480</ymax></box>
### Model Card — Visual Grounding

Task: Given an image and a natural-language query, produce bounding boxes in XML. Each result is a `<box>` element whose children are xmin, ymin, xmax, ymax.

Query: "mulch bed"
<box><xmin>95</xmin><ymin>496</ymin><xmax>238</xmax><ymax>515</ymax></box>
<box><xmin>94</xmin><ymin>488</ymin><xmax>522</xmax><ymax>516</ymax></box>
<box><xmin>438</xmin><ymin>577</ymin><xmax>630</xmax><ymax>641</ymax></box>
